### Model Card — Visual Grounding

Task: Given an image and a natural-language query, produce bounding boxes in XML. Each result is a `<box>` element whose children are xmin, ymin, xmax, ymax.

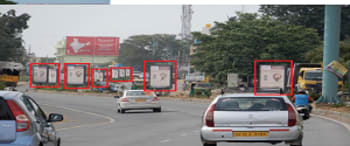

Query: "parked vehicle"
<box><xmin>115</xmin><ymin>90</ymin><xmax>161</xmax><ymax>113</ymax></box>
<box><xmin>0</xmin><ymin>91</ymin><xmax>63</xmax><ymax>146</ymax></box>
<box><xmin>291</xmin><ymin>63</ymin><xmax>344</xmax><ymax>93</ymax></box>
<box><xmin>200</xmin><ymin>93</ymin><xmax>304</xmax><ymax>146</ymax></box>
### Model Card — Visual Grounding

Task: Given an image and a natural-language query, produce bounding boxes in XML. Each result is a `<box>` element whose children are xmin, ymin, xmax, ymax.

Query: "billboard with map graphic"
<box><xmin>66</xmin><ymin>36</ymin><xmax>119</xmax><ymax>56</ymax></box>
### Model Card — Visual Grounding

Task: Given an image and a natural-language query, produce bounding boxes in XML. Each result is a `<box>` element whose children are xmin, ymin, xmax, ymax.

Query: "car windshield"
<box><xmin>215</xmin><ymin>97</ymin><xmax>287</xmax><ymax>111</ymax></box>
<box><xmin>305</xmin><ymin>72</ymin><xmax>322</xmax><ymax>81</ymax></box>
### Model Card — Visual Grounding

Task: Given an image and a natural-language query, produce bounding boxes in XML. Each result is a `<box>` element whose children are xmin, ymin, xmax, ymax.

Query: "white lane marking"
<box><xmin>311</xmin><ymin>114</ymin><xmax>350</xmax><ymax>133</ymax></box>
<box><xmin>43</xmin><ymin>104</ymin><xmax>115</xmax><ymax>131</ymax></box>
<box><xmin>160</xmin><ymin>139</ymin><xmax>171</xmax><ymax>143</ymax></box>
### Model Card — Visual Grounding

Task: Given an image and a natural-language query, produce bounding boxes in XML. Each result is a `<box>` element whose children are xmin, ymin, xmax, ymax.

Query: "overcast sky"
<box><xmin>0</xmin><ymin>5</ymin><xmax>259</xmax><ymax>57</ymax></box>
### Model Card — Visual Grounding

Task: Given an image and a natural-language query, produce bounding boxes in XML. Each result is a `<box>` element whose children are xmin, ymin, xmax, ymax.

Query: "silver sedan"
<box><xmin>115</xmin><ymin>90</ymin><xmax>161</xmax><ymax>113</ymax></box>
<box><xmin>200</xmin><ymin>93</ymin><xmax>303</xmax><ymax>146</ymax></box>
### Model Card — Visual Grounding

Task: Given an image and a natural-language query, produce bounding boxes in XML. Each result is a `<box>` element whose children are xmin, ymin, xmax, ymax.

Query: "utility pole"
<box><xmin>317</xmin><ymin>5</ymin><xmax>342</xmax><ymax>104</ymax></box>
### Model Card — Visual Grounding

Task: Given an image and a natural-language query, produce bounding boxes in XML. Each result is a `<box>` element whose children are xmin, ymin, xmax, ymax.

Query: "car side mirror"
<box><xmin>47</xmin><ymin>113</ymin><xmax>63</xmax><ymax>122</ymax></box>
<box><xmin>114</xmin><ymin>96</ymin><xmax>120</xmax><ymax>98</ymax></box>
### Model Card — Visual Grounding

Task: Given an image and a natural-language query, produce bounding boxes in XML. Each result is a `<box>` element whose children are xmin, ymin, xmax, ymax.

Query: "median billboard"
<box><xmin>66</xmin><ymin>36</ymin><xmax>119</xmax><ymax>56</ymax></box>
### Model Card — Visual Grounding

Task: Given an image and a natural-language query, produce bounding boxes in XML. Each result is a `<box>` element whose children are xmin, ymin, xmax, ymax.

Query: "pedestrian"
<box><xmin>183</xmin><ymin>81</ymin><xmax>188</xmax><ymax>91</ymax></box>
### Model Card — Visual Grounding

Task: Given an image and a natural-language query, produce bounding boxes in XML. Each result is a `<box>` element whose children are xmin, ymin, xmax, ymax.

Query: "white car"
<box><xmin>200</xmin><ymin>93</ymin><xmax>303</xmax><ymax>146</ymax></box>
<box><xmin>115</xmin><ymin>90</ymin><xmax>161</xmax><ymax>113</ymax></box>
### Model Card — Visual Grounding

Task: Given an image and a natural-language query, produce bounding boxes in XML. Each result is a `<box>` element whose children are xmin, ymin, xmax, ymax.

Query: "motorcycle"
<box><xmin>296</xmin><ymin>104</ymin><xmax>311</xmax><ymax>120</ymax></box>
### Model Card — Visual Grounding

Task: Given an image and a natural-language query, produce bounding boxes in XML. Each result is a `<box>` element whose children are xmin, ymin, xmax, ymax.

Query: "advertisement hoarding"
<box><xmin>150</xmin><ymin>65</ymin><xmax>171</xmax><ymax>88</ymax></box>
<box><xmin>119</xmin><ymin>69</ymin><xmax>125</xmax><ymax>78</ymax></box>
<box><xmin>125</xmin><ymin>69</ymin><xmax>130</xmax><ymax>77</ymax></box>
<box><xmin>91</xmin><ymin>68</ymin><xmax>109</xmax><ymax>88</ymax></box>
<box><xmin>111</xmin><ymin>69</ymin><xmax>119</xmax><ymax>79</ymax></box>
<box><xmin>66</xmin><ymin>36</ymin><xmax>119</xmax><ymax>56</ymax></box>
<box><xmin>185</xmin><ymin>75</ymin><xmax>205</xmax><ymax>81</ymax></box>
<box><xmin>259</xmin><ymin>65</ymin><xmax>285</xmax><ymax>89</ymax></box>
<box><xmin>326</xmin><ymin>60</ymin><xmax>348</xmax><ymax>78</ymax></box>
<box><xmin>93</xmin><ymin>70</ymin><xmax>104</xmax><ymax>82</ymax></box>
<box><xmin>48</xmin><ymin>68</ymin><xmax>58</xmax><ymax>84</ymax></box>
<box><xmin>110</xmin><ymin>67</ymin><xmax>133</xmax><ymax>82</ymax></box>
<box><xmin>33</xmin><ymin>66</ymin><xmax>48</xmax><ymax>83</ymax></box>
<box><xmin>29</xmin><ymin>63</ymin><xmax>60</xmax><ymax>88</ymax></box>
<box><xmin>227</xmin><ymin>73</ymin><xmax>239</xmax><ymax>88</ymax></box>
<box><xmin>67</xmin><ymin>65</ymin><xmax>86</xmax><ymax>85</ymax></box>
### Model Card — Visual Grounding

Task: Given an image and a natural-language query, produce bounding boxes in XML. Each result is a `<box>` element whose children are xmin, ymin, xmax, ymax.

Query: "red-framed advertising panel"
<box><xmin>29</xmin><ymin>63</ymin><xmax>60</xmax><ymax>88</ymax></box>
<box><xmin>254</xmin><ymin>60</ymin><xmax>293</xmax><ymax>96</ymax></box>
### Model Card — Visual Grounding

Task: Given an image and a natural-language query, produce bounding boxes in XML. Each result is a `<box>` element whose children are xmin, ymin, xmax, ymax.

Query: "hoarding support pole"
<box><xmin>317</xmin><ymin>5</ymin><xmax>342</xmax><ymax>104</ymax></box>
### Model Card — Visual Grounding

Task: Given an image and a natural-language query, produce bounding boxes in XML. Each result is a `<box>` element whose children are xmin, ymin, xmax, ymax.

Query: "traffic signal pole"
<box><xmin>318</xmin><ymin>5</ymin><xmax>342</xmax><ymax>104</ymax></box>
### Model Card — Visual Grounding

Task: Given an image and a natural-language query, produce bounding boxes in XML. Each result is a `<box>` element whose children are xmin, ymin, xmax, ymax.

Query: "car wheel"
<box><xmin>290</xmin><ymin>136</ymin><xmax>303</xmax><ymax>146</ymax></box>
<box><xmin>153</xmin><ymin>108</ymin><xmax>161</xmax><ymax>112</ymax></box>
<box><xmin>203</xmin><ymin>143</ymin><xmax>217</xmax><ymax>146</ymax></box>
<box><xmin>117</xmin><ymin>109</ymin><xmax>120</xmax><ymax>113</ymax></box>
<box><xmin>120</xmin><ymin>109</ymin><xmax>125</xmax><ymax>113</ymax></box>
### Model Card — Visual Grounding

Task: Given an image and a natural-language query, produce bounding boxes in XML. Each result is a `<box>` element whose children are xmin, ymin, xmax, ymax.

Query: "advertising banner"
<box><xmin>326</xmin><ymin>60</ymin><xmax>348</xmax><ymax>78</ymax></box>
<box><xmin>185</xmin><ymin>74</ymin><xmax>205</xmax><ymax>81</ymax></box>
<box><xmin>119</xmin><ymin>69</ymin><xmax>125</xmax><ymax>78</ymax></box>
<box><xmin>48</xmin><ymin>68</ymin><xmax>57</xmax><ymax>84</ymax></box>
<box><xmin>95</xmin><ymin>37</ymin><xmax>119</xmax><ymax>56</ymax></box>
<box><xmin>66</xmin><ymin>36</ymin><xmax>95</xmax><ymax>55</ymax></box>
<box><xmin>67</xmin><ymin>65</ymin><xmax>85</xmax><ymax>85</ymax></box>
<box><xmin>33</xmin><ymin>66</ymin><xmax>47</xmax><ymax>83</ymax></box>
<box><xmin>66</xmin><ymin>36</ymin><xmax>119</xmax><ymax>56</ymax></box>
<box><xmin>125</xmin><ymin>69</ymin><xmax>130</xmax><ymax>77</ymax></box>
<box><xmin>94</xmin><ymin>70</ymin><xmax>104</xmax><ymax>82</ymax></box>
<box><xmin>227</xmin><ymin>73</ymin><xmax>239</xmax><ymax>88</ymax></box>
<box><xmin>112</xmin><ymin>69</ymin><xmax>119</xmax><ymax>79</ymax></box>
<box><xmin>259</xmin><ymin>65</ymin><xmax>285</xmax><ymax>89</ymax></box>
<box><xmin>150</xmin><ymin>65</ymin><xmax>171</xmax><ymax>88</ymax></box>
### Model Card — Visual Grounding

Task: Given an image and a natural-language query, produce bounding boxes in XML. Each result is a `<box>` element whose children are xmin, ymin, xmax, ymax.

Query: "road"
<box><xmin>24</xmin><ymin>91</ymin><xmax>350</xmax><ymax>146</ymax></box>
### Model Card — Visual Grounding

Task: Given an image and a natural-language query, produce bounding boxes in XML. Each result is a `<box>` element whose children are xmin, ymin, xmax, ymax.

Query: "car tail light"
<box><xmin>205</xmin><ymin>103</ymin><xmax>216</xmax><ymax>127</ymax></box>
<box><xmin>6</xmin><ymin>100</ymin><xmax>30</xmax><ymax>132</ymax></box>
<box><xmin>286</xmin><ymin>103</ymin><xmax>297</xmax><ymax>126</ymax></box>
<box><xmin>120</xmin><ymin>98</ymin><xmax>129</xmax><ymax>102</ymax></box>
<box><xmin>152</xmin><ymin>97</ymin><xmax>159</xmax><ymax>101</ymax></box>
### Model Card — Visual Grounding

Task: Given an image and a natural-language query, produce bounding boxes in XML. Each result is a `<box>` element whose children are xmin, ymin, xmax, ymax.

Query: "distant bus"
<box><xmin>0</xmin><ymin>61</ymin><xmax>24</xmax><ymax>87</ymax></box>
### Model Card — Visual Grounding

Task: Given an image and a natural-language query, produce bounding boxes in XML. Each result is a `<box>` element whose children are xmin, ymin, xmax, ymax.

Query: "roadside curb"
<box><xmin>312</xmin><ymin>109</ymin><xmax>350</xmax><ymax>133</ymax></box>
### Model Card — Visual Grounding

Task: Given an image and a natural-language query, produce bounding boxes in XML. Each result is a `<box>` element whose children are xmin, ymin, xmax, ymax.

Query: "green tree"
<box><xmin>305</xmin><ymin>41</ymin><xmax>350</xmax><ymax>67</ymax></box>
<box><xmin>0</xmin><ymin>0</ymin><xmax>16</xmax><ymax>4</ymax></box>
<box><xmin>191</xmin><ymin>13</ymin><xmax>320</xmax><ymax>83</ymax></box>
<box><xmin>118</xmin><ymin>34</ymin><xmax>184</xmax><ymax>71</ymax></box>
<box><xmin>0</xmin><ymin>9</ymin><xmax>30</xmax><ymax>62</ymax></box>
<box><xmin>259</xmin><ymin>5</ymin><xmax>350</xmax><ymax>40</ymax></box>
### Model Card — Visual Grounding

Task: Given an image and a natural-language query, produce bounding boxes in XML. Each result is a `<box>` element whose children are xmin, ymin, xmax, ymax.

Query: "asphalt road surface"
<box><xmin>24</xmin><ymin>91</ymin><xmax>350</xmax><ymax>146</ymax></box>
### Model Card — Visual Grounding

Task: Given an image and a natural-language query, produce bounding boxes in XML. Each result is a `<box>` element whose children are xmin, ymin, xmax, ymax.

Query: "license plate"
<box><xmin>233</xmin><ymin>131</ymin><xmax>268</xmax><ymax>137</ymax></box>
<box><xmin>135</xmin><ymin>99</ymin><xmax>146</xmax><ymax>102</ymax></box>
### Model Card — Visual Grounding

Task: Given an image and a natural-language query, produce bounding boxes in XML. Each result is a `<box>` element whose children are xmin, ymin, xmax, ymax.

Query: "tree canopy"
<box><xmin>259</xmin><ymin>5</ymin><xmax>350</xmax><ymax>40</ymax></box>
<box><xmin>305</xmin><ymin>41</ymin><xmax>350</xmax><ymax>67</ymax></box>
<box><xmin>0</xmin><ymin>0</ymin><xmax>16</xmax><ymax>4</ymax></box>
<box><xmin>0</xmin><ymin>9</ymin><xmax>30</xmax><ymax>62</ymax></box>
<box><xmin>117</xmin><ymin>34</ymin><xmax>185</xmax><ymax>71</ymax></box>
<box><xmin>191</xmin><ymin>13</ymin><xmax>320</xmax><ymax>83</ymax></box>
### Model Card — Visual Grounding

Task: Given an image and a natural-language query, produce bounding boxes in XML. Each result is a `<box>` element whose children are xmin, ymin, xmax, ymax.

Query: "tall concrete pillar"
<box><xmin>318</xmin><ymin>5</ymin><xmax>342</xmax><ymax>103</ymax></box>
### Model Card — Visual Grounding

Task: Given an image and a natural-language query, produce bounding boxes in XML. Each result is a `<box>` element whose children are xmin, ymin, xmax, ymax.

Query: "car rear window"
<box><xmin>126</xmin><ymin>91</ymin><xmax>155</xmax><ymax>96</ymax></box>
<box><xmin>0</xmin><ymin>97</ymin><xmax>15</xmax><ymax>120</ymax></box>
<box><xmin>215</xmin><ymin>97</ymin><xmax>287</xmax><ymax>111</ymax></box>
